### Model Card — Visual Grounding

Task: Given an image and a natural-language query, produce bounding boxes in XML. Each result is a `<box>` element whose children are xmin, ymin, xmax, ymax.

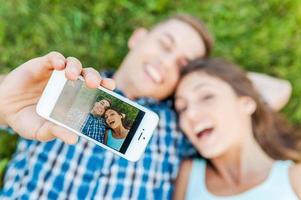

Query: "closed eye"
<box><xmin>159</xmin><ymin>33</ymin><xmax>175</xmax><ymax>52</ymax></box>
<box><xmin>159</xmin><ymin>38</ymin><xmax>172</xmax><ymax>52</ymax></box>
<box><xmin>200</xmin><ymin>94</ymin><xmax>214</xmax><ymax>102</ymax></box>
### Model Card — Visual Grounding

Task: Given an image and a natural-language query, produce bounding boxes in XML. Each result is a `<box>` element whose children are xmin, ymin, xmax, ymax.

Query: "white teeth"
<box><xmin>145</xmin><ymin>64</ymin><xmax>163</xmax><ymax>84</ymax></box>
<box><xmin>194</xmin><ymin>124</ymin><xmax>213</xmax><ymax>134</ymax></box>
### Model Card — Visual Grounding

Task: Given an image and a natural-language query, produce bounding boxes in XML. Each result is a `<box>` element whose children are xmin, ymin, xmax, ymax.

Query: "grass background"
<box><xmin>0</xmin><ymin>0</ymin><xmax>301</xmax><ymax>187</ymax></box>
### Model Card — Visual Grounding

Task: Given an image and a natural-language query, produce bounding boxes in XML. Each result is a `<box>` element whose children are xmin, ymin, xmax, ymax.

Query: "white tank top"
<box><xmin>185</xmin><ymin>159</ymin><xmax>299</xmax><ymax>200</ymax></box>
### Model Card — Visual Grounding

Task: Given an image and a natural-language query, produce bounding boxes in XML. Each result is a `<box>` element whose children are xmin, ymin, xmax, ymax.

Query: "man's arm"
<box><xmin>248</xmin><ymin>72</ymin><xmax>292</xmax><ymax>111</ymax></box>
<box><xmin>0</xmin><ymin>75</ymin><xmax>7</xmax><ymax>126</ymax></box>
<box><xmin>0</xmin><ymin>74</ymin><xmax>6</xmax><ymax>84</ymax></box>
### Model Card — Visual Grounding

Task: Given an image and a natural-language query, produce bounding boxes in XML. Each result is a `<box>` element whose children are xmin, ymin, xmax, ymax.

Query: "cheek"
<box><xmin>135</xmin><ymin>44</ymin><xmax>158</xmax><ymax>61</ymax></box>
<box><xmin>169</xmin><ymin>69</ymin><xmax>179</xmax><ymax>83</ymax></box>
<box><xmin>163</xmin><ymin>70</ymin><xmax>179</xmax><ymax>91</ymax></box>
<box><xmin>113</xmin><ymin>116</ymin><xmax>120</xmax><ymax>122</ymax></box>
<box><xmin>180</xmin><ymin>117</ymin><xmax>192</xmax><ymax>137</ymax></box>
<box><xmin>219</xmin><ymin>104</ymin><xmax>242</xmax><ymax>127</ymax></box>
<box><xmin>214</xmin><ymin>107</ymin><xmax>246</xmax><ymax>144</ymax></box>
<box><xmin>115</xmin><ymin>117</ymin><xmax>120</xmax><ymax>123</ymax></box>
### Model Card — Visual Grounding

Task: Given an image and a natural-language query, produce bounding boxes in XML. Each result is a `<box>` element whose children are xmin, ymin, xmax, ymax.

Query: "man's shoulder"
<box><xmin>85</xmin><ymin>113</ymin><xmax>102</xmax><ymax>124</ymax></box>
<box><xmin>86</xmin><ymin>113</ymin><xmax>94</xmax><ymax>120</ymax></box>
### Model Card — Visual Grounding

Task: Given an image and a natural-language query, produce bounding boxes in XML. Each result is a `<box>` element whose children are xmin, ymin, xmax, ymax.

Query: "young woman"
<box><xmin>104</xmin><ymin>108</ymin><xmax>129</xmax><ymax>151</ymax></box>
<box><xmin>173</xmin><ymin>58</ymin><xmax>301</xmax><ymax>200</ymax></box>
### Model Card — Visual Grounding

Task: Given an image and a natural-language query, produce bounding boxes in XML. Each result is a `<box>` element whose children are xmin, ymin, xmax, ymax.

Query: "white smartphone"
<box><xmin>36</xmin><ymin>70</ymin><xmax>159</xmax><ymax>162</ymax></box>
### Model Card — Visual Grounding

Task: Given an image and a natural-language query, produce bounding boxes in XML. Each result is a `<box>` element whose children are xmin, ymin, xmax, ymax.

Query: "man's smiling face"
<box><xmin>92</xmin><ymin>99</ymin><xmax>110</xmax><ymax>116</ymax></box>
<box><xmin>119</xmin><ymin>19</ymin><xmax>207</xmax><ymax>100</ymax></box>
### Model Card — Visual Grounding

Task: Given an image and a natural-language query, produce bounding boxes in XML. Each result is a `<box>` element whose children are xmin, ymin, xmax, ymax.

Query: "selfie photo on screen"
<box><xmin>51</xmin><ymin>79</ymin><xmax>145</xmax><ymax>152</ymax></box>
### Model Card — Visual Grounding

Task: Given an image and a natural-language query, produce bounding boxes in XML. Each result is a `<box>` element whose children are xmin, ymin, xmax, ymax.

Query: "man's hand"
<box><xmin>248</xmin><ymin>72</ymin><xmax>292</xmax><ymax>111</ymax></box>
<box><xmin>0</xmin><ymin>51</ymin><xmax>115</xmax><ymax>144</ymax></box>
<box><xmin>0</xmin><ymin>75</ymin><xmax>5</xmax><ymax>84</ymax></box>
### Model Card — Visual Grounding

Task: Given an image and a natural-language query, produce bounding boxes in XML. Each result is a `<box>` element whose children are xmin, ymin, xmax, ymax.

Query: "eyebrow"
<box><xmin>175</xmin><ymin>83</ymin><xmax>208</xmax><ymax>99</ymax></box>
<box><xmin>193</xmin><ymin>82</ymin><xmax>207</xmax><ymax>91</ymax></box>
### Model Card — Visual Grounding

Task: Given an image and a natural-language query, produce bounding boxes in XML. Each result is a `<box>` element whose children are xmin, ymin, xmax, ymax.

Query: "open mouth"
<box><xmin>196</xmin><ymin>128</ymin><xmax>214</xmax><ymax>139</ymax></box>
<box><xmin>143</xmin><ymin>63</ymin><xmax>164</xmax><ymax>84</ymax></box>
<box><xmin>109</xmin><ymin>120</ymin><xmax>115</xmax><ymax>126</ymax></box>
<box><xmin>194</xmin><ymin>124</ymin><xmax>214</xmax><ymax>140</ymax></box>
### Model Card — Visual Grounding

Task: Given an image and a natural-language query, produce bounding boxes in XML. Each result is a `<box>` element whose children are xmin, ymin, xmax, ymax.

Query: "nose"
<box><xmin>176</xmin><ymin>56</ymin><xmax>188</xmax><ymax>69</ymax></box>
<box><xmin>159</xmin><ymin>54</ymin><xmax>174</xmax><ymax>69</ymax></box>
<box><xmin>186</xmin><ymin>105</ymin><xmax>199</xmax><ymax>119</ymax></box>
<box><xmin>160</xmin><ymin>52</ymin><xmax>187</xmax><ymax>71</ymax></box>
<box><xmin>185</xmin><ymin>104</ymin><xmax>209</xmax><ymax>124</ymax></box>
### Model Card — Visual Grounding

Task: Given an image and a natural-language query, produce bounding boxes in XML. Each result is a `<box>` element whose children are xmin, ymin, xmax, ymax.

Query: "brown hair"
<box><xmin>181</xmin><ymin>58</ymin><xmax>301</xmax><ymax>162</ymax></box>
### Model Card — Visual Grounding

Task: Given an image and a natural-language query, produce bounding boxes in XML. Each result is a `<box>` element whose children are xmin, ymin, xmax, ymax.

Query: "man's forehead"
<box><xmin>151</xmin><ymin>19</ymin><xmax>206</xmax><ymax>59</ymax></box>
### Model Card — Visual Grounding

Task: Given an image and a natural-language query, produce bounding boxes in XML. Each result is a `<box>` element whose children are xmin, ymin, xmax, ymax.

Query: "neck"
<box><xmin>112</xmin><ymin>125</ymin><xmax>128</xmax><ymax>137</ymax></box>
<box><xmin>208</xmin><ymin>133</ymin><xmax>274</xmax><ymax>185</ymax></box>
<box><xmin>91</xmin><ymin>111</ymin><xmax>100</xmax><ymax>117</ymax></box>
<box><xmin>113</xmin><ymin>68</ymin><xmax>137</xmax><ymax>100</ymax></box>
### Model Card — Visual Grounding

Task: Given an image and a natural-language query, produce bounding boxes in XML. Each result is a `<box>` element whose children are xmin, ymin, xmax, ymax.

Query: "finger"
<box><xmin>45</xmin><ymin>51</ymin><xmax>66</xmax><ymax>70</ymax></box>
<box><xmin>34</xmin><ymin>121</ymin><xmax>57</xmax><ymax>142</ymax></box>
<box><xmin>34</xmin><ymin>121</ymin><xmax>78</xmax><ymax>144</ymax></box>
<box><xmin>65</xmin><ymin>57</ymin><xmax>83</xmax><ymax>81</ymax></box>
<box><xmin>51</xmin><ymin>125</ymin><xmax>79</xmax><ymax>145</ymax></box>
<box><xmin>82</xmin><ymin>67</ymin><xmax>102</xmax><ymax>88</ymax></box>
<box><xmin>101</xmin><ymin>78</ymin><xmax>116</xmax><ymax>90</ymax></box>
<box><xmin>20</xmin><ymin>51</ymin><xmax>66</xmax><ymax>79</ymax></box>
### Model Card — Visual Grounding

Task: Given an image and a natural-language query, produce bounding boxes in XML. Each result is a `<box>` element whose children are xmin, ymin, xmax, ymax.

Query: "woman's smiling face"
<box><xmin>105</xmin><ymin>109</ymin><xmax>123</xmax><ymax>129</ymax></box>
<box><xmin>175</xmin><ymin>71</ymin><xmax>255</xmax><ymax>158</ymax></box>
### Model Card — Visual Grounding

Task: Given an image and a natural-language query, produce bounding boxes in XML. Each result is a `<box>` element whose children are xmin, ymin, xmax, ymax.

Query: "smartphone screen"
<box><xmin>50</xmin><ymin>79</ymin><xmax>145</xmax><ymax>154</ymax></box>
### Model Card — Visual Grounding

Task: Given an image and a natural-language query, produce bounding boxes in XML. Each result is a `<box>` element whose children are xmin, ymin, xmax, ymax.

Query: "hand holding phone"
<box><xmin>0</xmin><ymin>52</ymin><xmax>114</xmax><ymax>144</ymax></box>
<box><xmin>36</xmin><ymin>70</ymin><xmax>159</xmax><ymax>161</ymax></box>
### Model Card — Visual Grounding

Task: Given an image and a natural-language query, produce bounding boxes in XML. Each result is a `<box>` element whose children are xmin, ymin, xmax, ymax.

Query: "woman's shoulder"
<box><xmin>181</xmin><ymin>158</ymin><xmax>194</xmax><ymax>169</ymax></box>
<box><xmin>173</xmin><ymin>159</ymin><xmax>194</xmax><ymax>200</ymax></box>
<box><xmin>289</xmin><ymin>163</ymin><xmax>301</xmax><ymax>198</ymax></box>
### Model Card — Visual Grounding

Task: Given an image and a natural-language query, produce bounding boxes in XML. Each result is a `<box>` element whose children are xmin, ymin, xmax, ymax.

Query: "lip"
<box><xmin>143</xmin><ymin>63</ymin><xmax>164</xmax><ymax>84</ymax></box>
<box><xmin>196</xmin><ymin>128</ymin><xmax>214</xmax><ymax>139</ymax></box>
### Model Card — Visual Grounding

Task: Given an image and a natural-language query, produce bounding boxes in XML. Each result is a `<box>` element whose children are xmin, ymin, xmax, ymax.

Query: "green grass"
<box><xmin>1</xmin><ymin>0</ymin><xmax>301</xmax><ymax>187</ymax></box>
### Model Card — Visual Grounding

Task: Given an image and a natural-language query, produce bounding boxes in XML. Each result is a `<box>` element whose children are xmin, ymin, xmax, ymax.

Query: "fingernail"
<box><xmin>71</xmin><ymin>67</ymin><xmax>79</xmax><ymax>75</ymax></box>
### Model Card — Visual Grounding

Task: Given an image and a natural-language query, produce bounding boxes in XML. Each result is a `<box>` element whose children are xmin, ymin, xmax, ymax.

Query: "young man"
<box><xmin>0</xmin><ymin>15</ymin><xmax>291</xmax><ymax>199</ymax></box>
<box><xmin>81</xmin><ymin>99</ymin><xmax>111</xmax><ymax>143</ymax></box>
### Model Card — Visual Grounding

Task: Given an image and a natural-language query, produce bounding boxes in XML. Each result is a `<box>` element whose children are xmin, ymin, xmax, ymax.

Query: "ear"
<box><xmin>239</xmin><ymin>96</ymin><xmax>257</xmax><ymax>115</ymax></box>
<box><xmin>121</xmin><ymin>113</ymin><xmax>126</xmax><ymax>119</ymax></box>
<box><xmin>128</xmin><ymin>28</ymin><xmax>148</xmax><ymax>49</ymax></box>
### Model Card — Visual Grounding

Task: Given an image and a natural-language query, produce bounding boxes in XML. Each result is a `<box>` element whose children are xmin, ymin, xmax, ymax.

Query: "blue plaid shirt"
<box><xmin>81</xmin><ymin>113</ymin><xmax>106</xmax><ymax>144</ymax></box>
<box><xmin>0</xmin><ymin>72</ymin><xmax>195</xmax><ymax>200</ymax></box>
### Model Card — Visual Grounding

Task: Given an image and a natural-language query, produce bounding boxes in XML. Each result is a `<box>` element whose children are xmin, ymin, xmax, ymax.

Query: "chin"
<box><xmin>197</xmin><ymin>147</ymin><xmax>225</xmax><ymax>159</ymax></box>
<box><xmin>110</xmin><ymin>125</ymin><xmax>117</xmax><ymax>129</ymax></box>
